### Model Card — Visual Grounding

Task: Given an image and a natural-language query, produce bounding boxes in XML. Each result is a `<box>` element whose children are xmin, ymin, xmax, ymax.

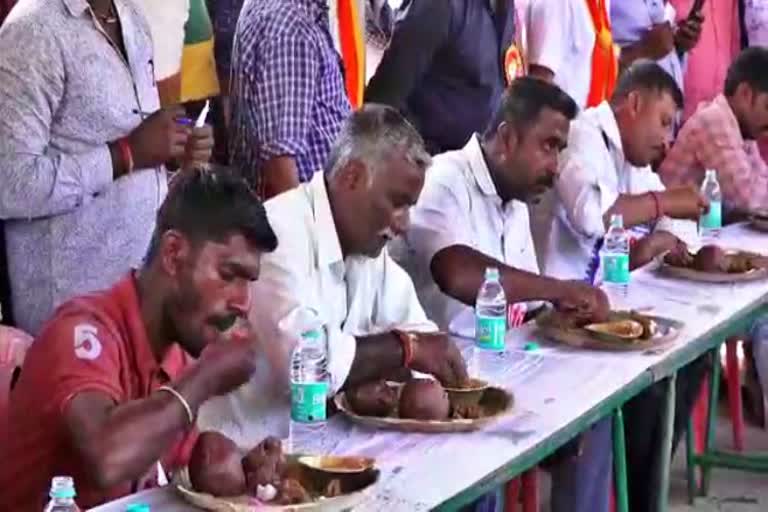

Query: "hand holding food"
<box><xmin>409</xmin><ymin>333</ymin><xmax>469</xmax><ymax>388</ymax></box>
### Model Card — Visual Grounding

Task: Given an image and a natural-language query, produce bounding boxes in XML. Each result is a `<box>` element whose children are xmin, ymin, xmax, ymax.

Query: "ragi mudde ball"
<box><xmin>347</xmin><ymin>379</ymin><xmax>398</xmax><ymax>417</ymax></box>
<box><xmin>693</xmin><ymin>245</ymin><xmax>728</xmax><ymax>273</ymax></box>
<box><xmin>189</xmin><ymin>431</ymin><xmax>247</xmax><ymax>497</ymax></box>
<box><xmin>398</xmin><ymin>378</ymin><xmax>451</xmax><ymax>420</ymax></box>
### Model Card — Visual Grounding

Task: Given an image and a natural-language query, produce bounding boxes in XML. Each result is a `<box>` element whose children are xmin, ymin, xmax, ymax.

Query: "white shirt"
<box><xmin>532</xmin><ymin>101</ymin><xmax>698</xmax><ymax>281</ymax></box>
<box><xmin>391</xmin><ymin>135</ymin><xmax>540</xmax><ymax>333</ymax></box>
<box><xmin>133</xmin><ymin>0</ymin><xmax>188</xmax><ymax>81</ymax></box>
<box><xmin>198</xmin><ymin>172</ymin><xmax>435</xmax><ymax>448</ymax></box>
<box><xmin>525</xmin><ymin>0</ymin><xmax>610</xmax><ymax>108</ymax></box>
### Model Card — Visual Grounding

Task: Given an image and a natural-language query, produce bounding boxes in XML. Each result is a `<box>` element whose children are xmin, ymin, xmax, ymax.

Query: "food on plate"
<box><xmin>398</xmin><ymin>378</ymin><xmax>451</xmax><ymax>420</ymax></box>
<box><xmin>692</xmin><ymin>245</ymin><xmax>729</xmax><ymax>272</ymax></box>
<box><xmin>584</xmin><ymin>319</ymin><xmax>644</xmax><ymax>340</ymax></box>
<box><xmin>346</xmin><ymin>379</ymin><xmax>398</xmax><ymax>417</ymax></box>
<box><xmin>663</xmin><ymin>243</ymin><xmax>694</xmax><ymax>268</ymax></box>
<box><xmin>451</xmin><ymin>403</ymin><xmax>483</xmax><ymax>419</ymax></box>
<box><xmin>189</xmin><ymin>431</ymin><xmax>247</xmax><ymax>497</ymax></box>
<box><xmin>242</xmin><ymin>436</ymin><xmax>286</xmax><ymax>493</ymax></box>
<box><xmin>277</xmin><ymin>478</ymin><xmax>312</xmax><ymax>505</ymax></box>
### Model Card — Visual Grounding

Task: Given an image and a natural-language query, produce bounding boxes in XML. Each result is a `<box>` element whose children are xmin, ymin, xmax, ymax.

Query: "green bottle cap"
<box><xmin>523</xmin><ymin>342</ymin><xmax>540</xmax><ymax>351</ymax></box>
<box><xmin>125</xmin><ymin>504</ymin><xmax>150</xmax><ymax>512</ymax></box>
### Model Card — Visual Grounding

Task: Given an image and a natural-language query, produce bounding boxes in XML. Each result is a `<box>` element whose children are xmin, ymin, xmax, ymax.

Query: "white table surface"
<box><xmin>91</xmin><ymin>224</ymin><xmax>768</xmax><ymax>512</ymax></box>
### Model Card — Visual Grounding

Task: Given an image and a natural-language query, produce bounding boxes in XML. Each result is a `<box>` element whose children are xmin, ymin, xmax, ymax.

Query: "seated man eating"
<box><xmin>533</xmin><ymin>61</ymin><xmax>708</xmax><ymax>512</ymax></box>
<box><xmin>392</xmin><ymin>77</ymin><xmax>611</xmax><ymax>512</ymax></box>
<box><xmin>0</xmin><ymin>169</ymin><xmax>277</xmax><ymax>509</ymax></box>
<box><xmin>392</xmin><ymin>77</ymin><xmax>609</xmax><ymax>333</ymax></box>
<box><xmin>199</xmin><ymin>105</ymin><xmax>468</xmax><ymax>446</ymax></box>
<box><xmin>535</xmin><ymin>60</ymin><xmax>705</xmax><ymax>280</ymax></box>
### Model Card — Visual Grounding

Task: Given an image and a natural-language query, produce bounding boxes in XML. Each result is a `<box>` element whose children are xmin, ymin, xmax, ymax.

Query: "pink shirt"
<box><xmin>670</xmin><ymin>0</ymin><xmax>741</xmax><ymax>121</ymax></box>
<box><xmin>660</xmin><ymin>94</ymin><xmax>768</xmax><ymax>213</ymax></box>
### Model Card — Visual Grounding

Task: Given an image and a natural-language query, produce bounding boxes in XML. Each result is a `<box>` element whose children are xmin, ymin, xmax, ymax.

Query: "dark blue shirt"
<box><xmin>365</xmin><ymin>0</ymin><xmax>516</xmax><ymax>154</ymax></box>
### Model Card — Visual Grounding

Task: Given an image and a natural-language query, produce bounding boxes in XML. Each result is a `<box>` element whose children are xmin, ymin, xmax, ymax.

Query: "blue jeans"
<box><xmin>550</xmin><ymin>417</ymin><xmax>612</xmax><ymax>512</ymax></box>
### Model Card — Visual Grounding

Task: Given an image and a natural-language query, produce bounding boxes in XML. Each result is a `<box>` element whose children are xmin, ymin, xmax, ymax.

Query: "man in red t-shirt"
<box><xmin>0</xmin><ymin>168</ymin><xmax>278</xmax><ymax>510</ymax></box>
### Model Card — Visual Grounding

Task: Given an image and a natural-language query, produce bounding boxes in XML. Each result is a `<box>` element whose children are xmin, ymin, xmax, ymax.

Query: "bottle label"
<box><xmin>476</xmin><ymin>314</ymin><xmax>506</xmax><ymax>351</ymax></box>
<box><xmin>603</xmin><ymin>253</ymin><xmax>630</xmax><ymax>284</ymax></box>
<box><xmin>290</xmin><ymin>382</ymin><xmax>328</xmax><ymax>423</ymax></box>
<box><xmin>700</xmin><ymin>201</ymin><xmax>722</xmax><ymax>230</ymax></box>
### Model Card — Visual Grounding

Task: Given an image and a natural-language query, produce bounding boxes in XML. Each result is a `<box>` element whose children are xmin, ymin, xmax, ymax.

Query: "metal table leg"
<box><xmin>656</xmin><ymin>372</ymin><xmax>677</xmax><ymax>512</ymax></box>
<box><xmin>613</xmin><ymin>408</ymin><xmax>629</xmax><ymax>512</ymax></box>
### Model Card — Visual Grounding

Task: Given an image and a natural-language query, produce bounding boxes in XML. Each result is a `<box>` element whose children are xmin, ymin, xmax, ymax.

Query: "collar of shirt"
<box><xmin>710</xmin><ymin>93</ymin><xmax>745</xmax><ymax>147</ymax></box>
<box><xmin>112</xmin><ymin>272</ymin><xmax>188</xmax><ymax>383</ymax></box>
<box><xmin>306</xmin><ymin>172</ymin><xmax>346</xmax><ymax>277</ymax></box>
<box><xmin>465</xmin><ymin>134</ymin><xmax>502</xmax><ymax>199</ymax></box>
<box><xmin>62</xmin><ymin>0</ymin><xmax>89</xmax><ymax>16</ymax></box>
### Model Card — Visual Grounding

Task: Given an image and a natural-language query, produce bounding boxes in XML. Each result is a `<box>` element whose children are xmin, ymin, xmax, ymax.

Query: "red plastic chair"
<box><xmin>0</xmin><ymin>325</ymin><xmax>33</xmax><ymax>439</ymax></box>
<box><xmin>690</xmin><ymin>337</ymin><xmax>745</xmax><ymax>464</ymax></box>
<box><xmin>504</xmin><ymin>468</ymin><xmax>538</xmax><ymax>512</ymax></box>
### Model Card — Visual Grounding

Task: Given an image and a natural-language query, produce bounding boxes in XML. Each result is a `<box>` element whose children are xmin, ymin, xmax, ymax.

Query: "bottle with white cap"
<box><xmin>44</xmin><ymin>476</ymin><xmax>80</xmax><ymax>512</ymax></box>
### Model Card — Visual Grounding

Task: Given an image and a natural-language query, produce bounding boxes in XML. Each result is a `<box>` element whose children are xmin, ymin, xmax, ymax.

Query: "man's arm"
<box><xmin>54</xmin><ymin>317</ymin><xmax>257</xmax><ymax>490</ymax></box>
<box><xmin>0</xmin><ymin>26</ymin><xmax>114</xmax><ymax>219</ymax></box>
<box><xmin>365</xmin><ymin>0</ymin><xmax>451</xmax><ymax>109</ymax></box>
<box><xmin>245</xmin><ymin>30</ymin><xmax>320</xmax><ymax>197</ymax></box>
<box><xmin>431</xmin><ymin>245</ymin><xmax>567</xmax><ymax>306</ymax></box>
<box><xmin>526</xmin><ymin>0</ymin><xmax>567</xmax><ymax>84</ymax></box>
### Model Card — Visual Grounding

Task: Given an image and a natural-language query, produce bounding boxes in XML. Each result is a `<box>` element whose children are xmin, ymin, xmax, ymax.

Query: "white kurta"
<box><xmin>198</xmin><ymin>172</ymin><xmax>435</xmax><ymax>447</ymax></box>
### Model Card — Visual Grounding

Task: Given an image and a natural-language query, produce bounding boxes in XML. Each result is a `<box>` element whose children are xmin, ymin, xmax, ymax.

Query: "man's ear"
<box><xmin>334</xmin><ymin>159</ymin><xmax>369</xmax><ymax>192</ymax></box>
<box><xmin>159</xmin><ymin>230</ymin><xmax>190</xmax><ymax>278</ymax></box>
<box><xmin>498</xmin><ymin>121</ymin><xmax>519</xmax><ymax>155</ymax></box>
<box><xmin>627</xmin><ymin>90</ymin><xmax>643</xmax><ymax>119</ymax></box>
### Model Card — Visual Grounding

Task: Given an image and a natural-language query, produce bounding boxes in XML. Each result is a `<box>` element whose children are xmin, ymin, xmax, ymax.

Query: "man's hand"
<box><xmin>642</xmin><ymin>22</ymin><xmax>676</xmax><ymax>60</ymax></box>
<box><xmin>127</xmin><ymin>107</ymin><xmax>190</xmax><ymax>171</ymax></box>
<box><xmin>661</xmin><ymin>186</ymin><xmax>708</xmax><ymax>220</ymax></box>
<box><xmin>183</xmin><ymin>124</ymin><xmax>215</xmax><ymax>169</ymax></box>
<box><xmin>196</xmin><ymin>331</ymin><xmax>259</xmax><ymax>398</ymax></box>
<box><xmin>552</xmin><ymin>282</ymin><xmax>610</xmax><ymax>324</ymax></box>
<box><xmin>675</xmin><ymin>13</ymin><xmax>704</xmax><ymax>53</ymax></box>
<box><xmin>409</xmin><ymin>332</ymin><xmax>469</xmax><ymax>388</ymax></box>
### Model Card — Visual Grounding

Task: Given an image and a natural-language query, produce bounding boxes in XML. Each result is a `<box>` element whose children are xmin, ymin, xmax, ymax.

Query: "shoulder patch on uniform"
<box><xmin>73</xmin><ymin>323</ymin><xmax>103</xmax><ymax>360</ymax></box>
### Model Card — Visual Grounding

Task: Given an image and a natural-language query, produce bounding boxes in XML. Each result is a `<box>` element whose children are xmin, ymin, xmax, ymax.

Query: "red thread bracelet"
<box><xmin>117</xmin><ymin>138</ymin><xmax>134</xmax><ymax>175</ymax></box>
<box><xmin>394</xmin><ymin>331</ymin><xmax>416</xmax><ymax>368</ymax></box>
<box><xmin>649</xmin><ymin>191</ymin><xmax>663</xmax><ymax>220</ymax></box>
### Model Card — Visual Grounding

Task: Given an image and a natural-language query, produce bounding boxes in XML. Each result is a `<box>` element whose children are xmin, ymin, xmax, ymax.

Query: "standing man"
<box><xmin>0</xmin><ymin>169</ymin><xmax>277</xmax><ymax>510</ymax></box>
<box><xmin>660</xmin><ymin>47</ymin><xmax>768</xmax><ymax>218</ymax></box>
<box><xmin>527</xmin><ymin>0</ymin><xmax>618</xmax><ymax>109</ymax></box>
<box><xmin>199</xmin><ymin>105</ymin><xmax>468</xmax><ymax>447</ymax></box>
<box><xmin>669</xmin><ymin>0</ymin><xmax>741</xmax><ymax>121</ymax></box>
<box><xmin>0</xmin><ymin>0</ymin><xmax>214</xmax><ymax>335</ymax></box>
<box><xmin>611</xmin><ymin>0</ymin><xmax>703</xmax><ymax>89</ymax></box>
<box><xmin>230</xmin><ymin>0</ymin><xmax>351</xmax><ymax>198</ymax></box>
<box><xmin>365</xmin><ymin>0</ymin><xmax>518</xmax><ymax>155</ymax></box>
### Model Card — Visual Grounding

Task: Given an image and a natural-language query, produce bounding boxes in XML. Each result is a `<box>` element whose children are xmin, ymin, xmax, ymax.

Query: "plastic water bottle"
<box><xmin>288</xmin><ymin>309</ymin><xmax>329</xmax><ymax>455</ymax></box>
<box><xmin>44</xmin><ymin>476</ymin><xmax>80</xmax><ymax>512</ymax></box>
<box><xmin>601</xmin><ymin>214</ymin><xmax>630</xmax><ymax>308</ymax></box>
<box><xmin>700</xmin><ymin>169</ymin><xmax>722</xmax><ymax>240</ymax></box>
<box><xmin>473</xmin><ymin>268</ymin><xmax>507</xmax><ymax>378</ymax></box>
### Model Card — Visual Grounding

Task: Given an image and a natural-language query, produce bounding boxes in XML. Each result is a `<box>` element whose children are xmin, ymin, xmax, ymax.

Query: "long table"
<box><xmin>92</xmin><ymin>223</ymin><xmax>768</xmax><ymax>512</ymax></box>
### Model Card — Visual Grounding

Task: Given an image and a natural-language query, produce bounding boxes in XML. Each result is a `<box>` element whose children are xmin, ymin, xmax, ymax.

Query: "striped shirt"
<box><xmin>229</xmin><ymin>0</ymin><xmax>351</xmax><ymax>189</ymax></box>
<box><xmin>660</xmin><ymin>94</ymin><xmax>768</xmax><ymax>213</ymax></box>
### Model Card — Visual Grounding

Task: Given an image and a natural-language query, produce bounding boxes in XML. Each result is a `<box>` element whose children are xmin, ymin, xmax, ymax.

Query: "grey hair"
<box><xmin>325</xmin><ymin>104</ymin><xmax>431</xmax><ymax>180</ymax></box>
